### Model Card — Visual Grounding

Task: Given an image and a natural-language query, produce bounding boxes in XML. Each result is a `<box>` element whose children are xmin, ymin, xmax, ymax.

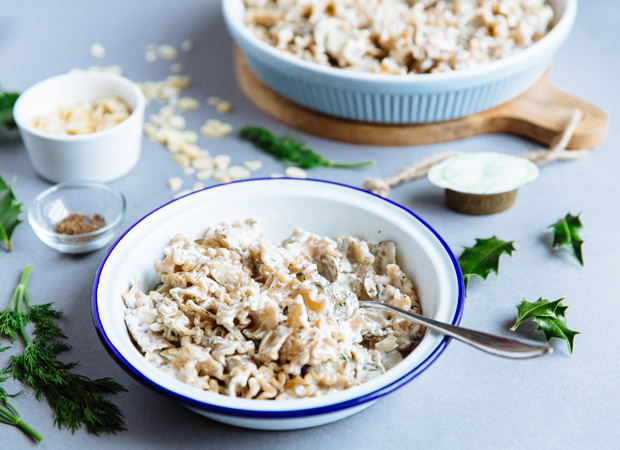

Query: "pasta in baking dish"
<box><xmin>123</xmin><ymin>219</ymin><xmax>424</xmax><ymax>399</ymax></box>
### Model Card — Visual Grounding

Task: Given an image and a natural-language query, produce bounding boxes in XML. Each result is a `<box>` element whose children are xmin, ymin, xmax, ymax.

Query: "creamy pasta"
<box><xmin>244</xmin><ymin>0</ymin><xmax>554</xmax><ymax>74</ymax></box>
<box><xmin>123</xmin><ymin>219</ymin><xmax>423</xmax><ymax>399</ymax></box>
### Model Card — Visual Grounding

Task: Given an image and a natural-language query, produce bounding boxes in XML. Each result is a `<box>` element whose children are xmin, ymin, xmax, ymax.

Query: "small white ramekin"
<box><xmin>14</xmin><ymin>72</ymin><xmax>145</xmax><ymax>183</ymax></box>
<box><xmin>93</xmin><ymin>178</ymin><xmax>464</xmax><ymax>430</ymax></box>
<box><xmin>223</xmin><ymin>0</ymin><xmax>577</xmax><ymax>124</ymax></box>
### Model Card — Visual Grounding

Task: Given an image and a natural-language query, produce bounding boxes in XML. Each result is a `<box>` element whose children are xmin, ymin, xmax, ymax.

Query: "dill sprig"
<box><xmin>0</xmin><ymin>352</ymin><xmax>42</xmax><ymax>442</ymax></box>
<box><xmin>1</xmin><ymin>266</ymin><xmax>127</xmax><ymax>439</ymax></box>
<box><xmin>239</xmin><ymin>126</ymin><xmax>374</xmax><ymax>169</ymax></box>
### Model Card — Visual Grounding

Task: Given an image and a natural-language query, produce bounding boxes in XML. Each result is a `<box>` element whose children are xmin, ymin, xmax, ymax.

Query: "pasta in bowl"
<box><xmin>124</xmin><ymin>219</ymin><xmax>424</xmax><ymax>399</ymax></box>
<box><xmin>93</xmin><ymin>179</ymin><xmax>464</xmax><ymax>429</ymax></box>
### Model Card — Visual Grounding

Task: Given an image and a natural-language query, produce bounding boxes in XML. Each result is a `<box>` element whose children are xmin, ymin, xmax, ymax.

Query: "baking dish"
<box><xmin>223</xmin><ymin>0</ymin><xmax>577</xmax><ymax>124</ymax></box>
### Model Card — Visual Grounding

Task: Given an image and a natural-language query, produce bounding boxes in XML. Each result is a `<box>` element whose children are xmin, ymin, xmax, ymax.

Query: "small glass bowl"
<box><xmin>28</xmin><ymin>181</ymin><xmax>126</xmax><ymax>254</ymax></box>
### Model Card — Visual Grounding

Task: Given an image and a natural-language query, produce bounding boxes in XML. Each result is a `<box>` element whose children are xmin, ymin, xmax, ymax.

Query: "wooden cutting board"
<box><xmin>234</xmin><ymin>48</ymin><xmax>608</xmax><ymax>149</ymax></box>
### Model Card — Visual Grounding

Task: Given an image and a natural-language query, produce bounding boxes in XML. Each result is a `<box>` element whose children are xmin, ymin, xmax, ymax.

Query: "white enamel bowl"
<box><xmin>92</xmin><ymin>179</ymin><xmax>464</xmax><ymax>430</ymax></box>
<box><xmin>223</xmin><ymin>0</ymin><xmax>577</xmax><ymax>123</ymax></box>
<box><xmin>13</xmin><ymin>72</ymin><xmax>145</xmax><ymax>183</ymax></box>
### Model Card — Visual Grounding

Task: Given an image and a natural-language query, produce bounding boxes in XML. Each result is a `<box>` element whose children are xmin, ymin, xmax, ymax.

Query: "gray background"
<box><xmin>0</xmin><ymin>1</ymin><xmax>618</xmax><ymax>449</ymax></box>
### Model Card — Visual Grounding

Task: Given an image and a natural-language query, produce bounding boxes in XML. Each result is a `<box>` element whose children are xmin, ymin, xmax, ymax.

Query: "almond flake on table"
<box><xmin>270</xmin><ymin>173</ymin><xmax>284</xmax><ymax>178</ymax></box>
<box><xmin>192</xmin><ymin>157</ymin><xmax>215</xmax><ymax>171</ymax></box>
<box><xmin>200</xmin><ymin>120</ymin><xmax>233</xmax><ymax>138</ymax></box>
<box><xmin>145</xmin><ymin>50</ymin><xmax>158</xmax><ymax>62</ymax></box>
<box><xmin>181</xmin><ymin>144</ymin><xmax>204</xmax><ymax>159</ymax></box>
<box><xmin>213</xmin><ymin>169</ymin><xmax>233</xmax><ymax>183</ymax></box>
<box><xmin>138</xmin><ymin>75</ymin><xmax>191</xmax><ymax>104</ymax></box>
<box><xmin>213</xmin><ymin>154</ymin><xmax>232</xmax><ymax>170</ymax></box>
<box><xmin>285</xmin><ymin>167</ymin><xmax>307</xmax><ymax>179</ymax></box>
<box><xmin>157</xmin><ymin>45</ymin><xmax>178</xmax><ymax>60</ymax></box>
<box><xmin>183</xmin><ymin>167</ymin><xmax>196</xmax><ymax>175</ymax></box>
<box><xmin>228</xmin><ymin>165</ymin><xmax>250</xmax><ymax>180</ymax></box>
<box><xmin>168</xmin><ymin>115</ymin><xmax>186</xmax><ymax>130</ymax></box>
<box><xmin>167</xmin><ymin>177</ymin><xmax>183</xmax><ymax>192</ymax></box>
<box><xmin>215</xmin><ymin>101</ymin><xmax>233</xmax><ymax>113</ymax></box>
<box><xmin>192</xmin><ymin>182</ymin><xmax>205</xmax><ymax>191</ymax></box>
<box><xmin>173</xmin><ymin>154</ymin><xmax>191</xmax><ymax>167</ymax></box>
<box><xmin>181</xmin><ymin>39</ymin><xmax>193</xmax><ymax>53</ymax></box>
<box><xmin>196</xmin><ymin>169</ymin><xmax>214</xmax><ymax>180</ymax></box>
<box><xmin>171</xmin><ymin>63</ymin><xmax>183</xmax><ymax>73</ymax></box>
<box><xmin>90</xmin><ymin>43</ymin><xmax>106</xmax><ymax>59</ymax></box>
<box><xmin>176</xmin><ymin>97</ymin><xmax>200</xmax><ymax>111</ymax></box>
<box><xmin>243</xmin><ymin>160</ymin><xmax>263</xmax><ymax>171</ymax></box>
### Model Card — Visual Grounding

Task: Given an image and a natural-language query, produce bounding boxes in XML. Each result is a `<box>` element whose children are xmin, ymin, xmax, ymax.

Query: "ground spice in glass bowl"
<box><xmin>28</xmin><ymin>181</ymin><xmax>125</xmax><ymax>254</ymax></box>
<box><xmin>53</xmin><ymin>213</ymin><xmax>106</xmax><ymax>236</ymax></box>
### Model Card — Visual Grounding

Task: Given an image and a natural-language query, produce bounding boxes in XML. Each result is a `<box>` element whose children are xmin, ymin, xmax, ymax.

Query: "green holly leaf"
<box><xmin>510</xmin><ymin>297</ymin><xmax>565</xmax><ymax>330</ymax></box>
<box><xmin>458</xmin><ymin>236</ymin><xmax>515</xmax><ymax>295</ymax></box>
<box><xmin>511</xmin><ymin>297</ymin><xmax>580</xmax><ymax>354</ymax></box>
<box><xmin>0</xmin><ymin>91</ymin><xmax>19</xmax><ymax>131</ymax></box>
<box><xmin>0</xmin><ymin>176</ymin><xmax>23</xmax><ymax>252</ymax></box>
<box><xmin>548</xmin><ymin>213</ymin><xmax>584</xmax><ymax>266</ymax></box>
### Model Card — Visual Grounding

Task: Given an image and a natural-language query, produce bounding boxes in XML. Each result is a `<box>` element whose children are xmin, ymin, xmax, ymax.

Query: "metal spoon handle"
<box><xmin>358</xmin><ymin>301</ymin><xmax>552</xmax><ymax>359</ymax></box>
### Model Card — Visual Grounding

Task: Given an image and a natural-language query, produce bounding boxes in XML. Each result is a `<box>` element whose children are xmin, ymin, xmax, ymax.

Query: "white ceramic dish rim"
<box><xmin>223</xmin><ymin>0</ymin><xmax>577</xmax><ymax>84</ymax></box>
<box><xmin>92</xmin><ymin>178</ymin><xmax>465</xmax><ymax>418</ymax></box>
<box><xmin>28</xmin><ymin>181</ymin><xmax>126</xmax><ymax>241</ymax></box>
<box><xmin>13</xmin><ymin>71</ymin><xmax>145</xmax><ymax>142</ymax></box>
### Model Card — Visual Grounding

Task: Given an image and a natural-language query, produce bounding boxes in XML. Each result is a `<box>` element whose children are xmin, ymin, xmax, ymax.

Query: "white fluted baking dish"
<box><xmin>223</xmin><ymin>0</ymin><xmax>577</xmax><ymax>124</ymax></box>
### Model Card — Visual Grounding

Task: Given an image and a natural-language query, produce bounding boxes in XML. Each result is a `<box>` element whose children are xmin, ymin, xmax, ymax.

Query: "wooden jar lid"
<box><xmin>445</xmin><ymin>189</ymin><xmax>518</xmax><ymax>215</ymax></box>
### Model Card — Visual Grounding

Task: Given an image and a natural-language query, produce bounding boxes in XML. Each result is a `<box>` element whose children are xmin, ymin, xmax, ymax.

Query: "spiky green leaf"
<box><xmin>511</xmin><ymin>297</ymin><xmax>580</xmax><ymax>354</ymax></box>
<box><xmin>548</xmin><ymin>213</ymin><xmax>584</xmax><ymax>265</ymax></box>
<box><xmin>0</xmin><ymin>177</ymin><xmax>23</xmax><ymax>252</ymax></box>
<box><xmin>458</xmin><ymin>236</ymin><xmax>515</xmax><ymax>295</ymax></box>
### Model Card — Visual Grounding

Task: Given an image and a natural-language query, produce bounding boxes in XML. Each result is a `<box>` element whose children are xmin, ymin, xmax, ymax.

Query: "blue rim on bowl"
<box><xmin>92</xmin><ymin>178</ymin><xmax>465</xmax><ymax>418</ymax></box>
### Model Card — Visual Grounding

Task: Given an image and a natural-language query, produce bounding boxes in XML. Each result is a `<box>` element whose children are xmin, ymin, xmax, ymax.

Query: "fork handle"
<box><xmin>358</xmin><ymin>301</ymin><xmax>552</xmax><ymax>359</ymax></box>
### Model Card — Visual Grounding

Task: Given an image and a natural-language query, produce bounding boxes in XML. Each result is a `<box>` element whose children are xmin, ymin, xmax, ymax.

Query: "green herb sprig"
<box><xmin>0</xmin><ymin>176</ymin><xmax>23</xmax><ymax>252</ymax></box>
<box><xmin>0</xmin><ymin>91</ymin><xmax>19</xmax><ymax>131</ymax></box>
<box><xmin>239</xmin><ymin>126</ymin><xmax>374</xmax><ymax>169</ymax></box>
<box><xmin>1</xmin><ymin>266</ymin><xmax>127</xmax><ymax>438</ymax></box>
<box><xmin>0</xmin><ymin>361</ymin><xmax>42</xmax><ymax>442</ymax></box>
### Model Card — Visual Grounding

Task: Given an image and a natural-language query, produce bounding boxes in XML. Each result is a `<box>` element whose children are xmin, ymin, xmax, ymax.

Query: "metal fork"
<box><xmin>359</xmin><ymin>301</ymin><xmax>552</xmax><ymax>359</ymax></box>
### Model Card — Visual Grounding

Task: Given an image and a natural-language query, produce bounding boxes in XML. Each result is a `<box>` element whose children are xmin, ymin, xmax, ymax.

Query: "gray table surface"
<box><xmin>0</xmin><ymin>1</ymin><xmax>618</xmax><ymax>449</ymax></box>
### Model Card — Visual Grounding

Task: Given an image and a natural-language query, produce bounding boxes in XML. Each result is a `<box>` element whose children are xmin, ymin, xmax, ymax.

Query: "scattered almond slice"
<box><xmin>196</xmin><ymin>169</ymin><xmax>214</xmax><ymax>180</ymax></box>
<box><xmin>145</xmin><ymin>50</ymin><xmax>158</xmax><ymax>62</ymax></box>
<box><xmin>193</xmin><ymin>157</ymin><xmax>215</xmax><ymax>171</ymax></box>
<box><xmin>192</xmin><ymin>182</ymin><xmax>205</xmax><ymax>191</ymax></box>
<box><xmin>200</xmin><ymin>120</ymin><xmax>233</xmax><ymax>138</ymax></box>
<box><xmin>270</xmin><ymin>173</ymin><xmax>284</xmax><ymax>178</ymax></box>
<box><xmin>167</xmin><ymin>177</ymin><xmax>183</xmax><ymax>192</ymax></box>
<box><xmin>181</xmin><ymin>39</ymin><xmax>193</xmax><ymax>53</ymax></box>
<box><xmin>244</xmin><ymin>160</ymin><xmax>263</xmax><ymax>171</ymax></box>
<box><xmin>213</xmin><ymin>170</ymin><xmax>233</xmax><ymax>184</ymax></box>
<box><xmin>285</xmin><ymin>167</ymin><xmax>307</xmax><ymax>179</ymax></box>
<box><xmin>176</xmin><ymin>97</ymin><xmax>200</xmax><ymax>111</ymax></box>
<box><xmin>216</xmin><ymin>101</ymin><xmax>233</xmax><ymax>113</ymax></box>
<box><xmin>91</xmin><ymin>43</ymin><xmax>106</xmax><ymax>59</ymax></box>
<box><xmin>214</xmin><ymin>154</ymin><xmax>232</xmax><ymax>170</ymax></box>
<box><xmin>168</xmin><ymin>115</ymin><xmax>186</xmax><ymax>130</ymax></box>
<box><xmin>228</xmin><ymin>165</ymin><xmax>250</xmax><ymax>181</ymax></box>
<box><xmin>157</xmin><ymin>45</ymin><xmax>178</xmax><ymax>60</ymax></box>
<box><xmin>173</xmin><ymin>154</ymin><xmax>191</xmax><ymax>167</ymax></box>
<box><xmin>183</xmin><ymin>167</ymin><xmax>196</xmax><ymax>175</ymax></box>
